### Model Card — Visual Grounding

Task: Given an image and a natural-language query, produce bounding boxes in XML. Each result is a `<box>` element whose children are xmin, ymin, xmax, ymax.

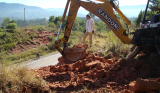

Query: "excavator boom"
<box><xmin>55</xmin><ymin>0</ymin><xmax>134</xmax><ymax>61</ymax></box>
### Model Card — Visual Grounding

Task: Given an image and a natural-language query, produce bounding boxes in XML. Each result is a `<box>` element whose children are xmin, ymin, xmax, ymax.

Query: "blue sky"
<box><xmin>0</xmin><ymin>0</ymin><xmax>148</xmax><ymax>8</ymax></box>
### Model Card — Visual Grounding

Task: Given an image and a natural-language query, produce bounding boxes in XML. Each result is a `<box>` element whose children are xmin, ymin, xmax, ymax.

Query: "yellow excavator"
<box><xmin>55</xmin><ymin>0</ymin><xmax>160</xmax><ymax>61</ymax></box>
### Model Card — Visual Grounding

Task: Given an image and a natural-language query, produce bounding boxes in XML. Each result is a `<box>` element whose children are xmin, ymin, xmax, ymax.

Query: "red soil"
<box><xmin>32</xmin><ymin>43</ymin><xmax>160</xmax><ymax>93</ymax></box>
<box><xmin>11</xmin><ymin>31</ymin><xmax>57</xmax><ymax>54</ymax></box>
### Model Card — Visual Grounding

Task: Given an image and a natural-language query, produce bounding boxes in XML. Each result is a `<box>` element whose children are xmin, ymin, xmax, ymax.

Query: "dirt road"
<box><xmin>21</xmin><ymin>52</ymin><xmax>61</xmax><ymax>69</ymax></box>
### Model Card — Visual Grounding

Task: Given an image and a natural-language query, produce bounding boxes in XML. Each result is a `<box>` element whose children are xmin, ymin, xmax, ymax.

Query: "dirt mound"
<box><xmin>33</xmin><ymin>45</ymin><xmax>160</xmax><ymax>92</ymax></box>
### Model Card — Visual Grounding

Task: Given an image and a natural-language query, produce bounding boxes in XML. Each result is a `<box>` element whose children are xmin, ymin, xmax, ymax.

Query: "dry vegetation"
<box><xmin>0</xmin><ymin>64</ymin><xmax>48</xmax><ymax>92</ymax></box>
<box><xmin>68</xmin><ymin>31</ymin><xmax>132</xmax><ymax>58</ymax></box>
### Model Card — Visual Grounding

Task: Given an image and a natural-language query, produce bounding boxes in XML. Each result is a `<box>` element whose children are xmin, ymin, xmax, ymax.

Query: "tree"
<box><xmin>56</xmin><ymin>21</ymin><xmax>61</xmax><ymax>28</ymax></box>
<box><xmin>2</xmin><ymin>17</ymin><xmax>10</xmax><ymax>28</ymax></box>
<box><xmin>54</xmin><ymin>16</ymin><xmax>62</xmax><ymax>25</ymax></box>
<box><xmin>62</xmin><ymin>16</ymin><xmax>68</xmax><ymax>30</ymax></box>
<box><xmin>134</xmin><ymin>10</ymin><xmax>143</xmax><ymax>27</ymax></box>
<box><xmin>49</xmin><ymin>15</ymin><xmax>55</xmax><ymax>23</ymax></box>
<box><xmin>96</xmin><ymin>21</ymin><xmax>107</xmax><ymax>32</ymax></box>
<box><xmin>17</xmin><ymin>19</ymin><xmax>24</xmax><ymax>27</ymax></box>
<box><xmin>149</xmin><ymin>0</ymin><xmax>160</xmax><ymax>11</ymax></box>
<box><xmin>72</xmin><ymin>17</ymin><xmax>79</xmax><ymax>31</ymax></box>
<box><xmin>78</xmin><ymin>18</ymin><xmax>86</xmax><ymax>31</ymax></box>
<box><xmin>133</xmin><ymin>10</ymin><xmax>156</xmax><ymax>27</ymax></box>
<box><xmin>16</xmin><ymin>18</ymin><xmax>48</xmax><ymax>27</ymax></box>
<box><xmin>89</xmin><ymin>12</ymin><xmax>95</xmax><ymax>19</ymax></box>
<box><xmin>10</xmin><ymin>19</ymin><xmax>17</xmax><ymax>24</ymax></box>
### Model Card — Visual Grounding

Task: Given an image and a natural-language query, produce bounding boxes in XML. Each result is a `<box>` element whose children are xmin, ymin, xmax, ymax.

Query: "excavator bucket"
<box><xmin>63</xmin><ymin>43</ymin><xmax>88</xmax><ymax>61</ymax></box>
<box><xmin>64</xmin><ymin>48</ymin><xmax>86</xmax><ymax>61</ymax></box>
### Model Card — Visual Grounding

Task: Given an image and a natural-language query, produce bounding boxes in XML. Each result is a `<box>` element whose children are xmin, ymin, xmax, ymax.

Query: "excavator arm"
<box><xmin>55</xmin><ymin>0</ymin><xmax>134</xmax><ymax>61</ymax></box>
<box><xmin>80</xmin><ymin>0</ymin><xmax>134</xmax><ymax>44</ymax></box>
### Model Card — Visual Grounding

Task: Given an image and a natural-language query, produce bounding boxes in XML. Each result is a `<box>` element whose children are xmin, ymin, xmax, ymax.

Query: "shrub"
<box><xmin>30</xmin><ymin>40</ymin><xmax>36</xmax><ymax>45</ymax></box>
<box><xmin>28</xmin><ymin>31</ymin><xmax>38</xmax><ymax>39</ymax></box>
<box><xmin>36</xmin><ymin>41</ymin><xmax>40</xmax><ymax>44</ymax></box>
<box><xmin>39</xmin><ymin>46</ymin><xmax>48</xmax><ymax>51</ymax></box>
<box><xmin>6</xmin><ymin>23</ymin><xmax>17</xmax><ymax>31</ymax></box>
<box><xmin>48</xmin><ymin>41</ymin><xmax>56</xmax><ymax>50</ymax></box>
<box><xmin>32</xmin><ymin>25</ymin><xmax>46</xmax><ymax>31</ymax></box>
<box><xmin>37</xmin><ymin>26</ymin><xmax>46</xmax><ymax>31</ymax></box>
<box><xmin>25</xmin><ymin>40</ymin><xmax>30</xmax><ymax>45</ymax></box>
<box><xmin>0</xmin><ymin>64</ymin><xmax>46</xmax><ymax>92</ymax></box>
<box><xmin>48</xmin><ymin>22</ymin><xmax>56</xmax><ymax>28</ymax></box>
<box><xmin>0</xmin><ymin>45</ymin><xmax>4</xmax><ymax>52</ymax></box>
<box><xmin>0</xmin><ymin>27</ymin><xmax>3</xmax><ymax>32</ymax></box>
<box><xmin>19</xmin><ymin>44</ymin><xmax>24</xmax><ymax>49</ymax></box>
<box><xmin>0</xmin><ymin>32</ymin><xmax>6</xmax><ymax>38</ymax></box>
<box><xmin>68</xmin><ymin>40</ymin><xmax>73</xmax><ymax>47</ymax></box>
<box><xmin>104</xmin><ymin>32</ymin><xmax>131</xmax><ymax>57</ymax></box>
<box><xmin>3</xmin><ymin>43</ymin><xmax>16</xmax><ymax>50</ymax></box>
<box><xmin>48</xmin><ymin>36</ymin><xmax>56</xmax><ymax>41</ymax></box>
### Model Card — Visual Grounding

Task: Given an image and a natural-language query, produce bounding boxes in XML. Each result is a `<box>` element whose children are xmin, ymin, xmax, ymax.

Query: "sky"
<box><xmin>0</xmin><ymin>0</ymin><xmax>148</xmax><ymax>9</ymax></box>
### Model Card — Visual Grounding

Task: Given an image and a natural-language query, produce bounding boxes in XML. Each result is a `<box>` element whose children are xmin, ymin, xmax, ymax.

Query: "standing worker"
<box><xmin>82</xmin><ymin>14</ymin><xmax>95</xmax><ymax>47</ymax></box>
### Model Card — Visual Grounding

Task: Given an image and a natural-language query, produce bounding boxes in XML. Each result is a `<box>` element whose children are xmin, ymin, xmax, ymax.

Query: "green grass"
<box><xmin>103</xmin><ymin>31</ymin><xmax>132</xmax><ymax>58</ymax></box>
<box><xmin>65</xmin><ymin>31</ymin><xmax>132</xmax><ymax>58</ymax></box>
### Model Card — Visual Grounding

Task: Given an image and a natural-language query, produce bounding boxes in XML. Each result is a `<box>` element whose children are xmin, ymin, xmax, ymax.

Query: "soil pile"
<box><xmin>33</xmin><ymin>43</ymin><xmax>160</xmax><ymax>92</ymax></box>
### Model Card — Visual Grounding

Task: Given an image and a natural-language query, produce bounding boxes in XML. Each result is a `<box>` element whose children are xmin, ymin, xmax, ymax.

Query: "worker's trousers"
<box><xmin>82</xmin><ymin>32</ymin><xmax>92</xmax><ymax>47</ymax></box>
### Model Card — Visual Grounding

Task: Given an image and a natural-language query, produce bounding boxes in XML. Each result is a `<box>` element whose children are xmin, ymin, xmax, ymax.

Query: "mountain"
<box><xmin>0</xmin><ymin>2</ymin><xmax>49</xmax><ymax>19</ymax></box>
<box><xmin>0</xmin><ymin>2</ymin><xmax>147</xmax><ymax>18</ymax></box>
<box><xmin>0</xmin><ymin>2</ymin><xmax>146</xmax><ymax>25</ymax></box>
<box><xmin>45</xmin><ymin>8</ymin><xmax>86</xmax><ymax>17</ymax></box>
<box><xmin>0</xmin><ymin>2</ymin><xmax>85</xmax><ymax>20</ymax></box>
